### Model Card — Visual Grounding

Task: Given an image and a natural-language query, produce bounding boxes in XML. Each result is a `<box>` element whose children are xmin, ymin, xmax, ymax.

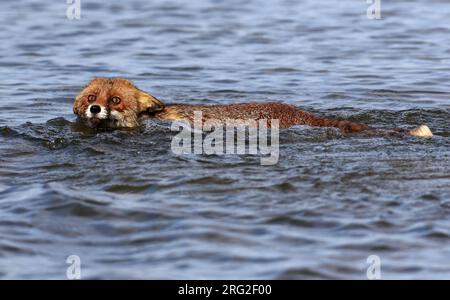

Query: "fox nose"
<box><xmin>90</xmin><ymin>105</ymin><xmax>101</xmax><ymax>115</ymax></box>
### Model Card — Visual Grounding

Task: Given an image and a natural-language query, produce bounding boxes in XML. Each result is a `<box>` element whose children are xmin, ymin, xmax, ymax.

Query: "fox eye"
<box><xmin>111</xmin><ymin>96</ymin><xmax>121</xmax><ymax>105</ymax></box>
<box><xmin>87</xmin><ymin>95</ymin><xmax>96</xmax><ymax>102</ymax></box>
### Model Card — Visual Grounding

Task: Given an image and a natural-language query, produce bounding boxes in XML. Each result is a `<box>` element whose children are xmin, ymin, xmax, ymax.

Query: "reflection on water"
<box><xmin>0</xmin><ymin>0</ymin><xmax>449</xmax><ymax>279</ymax></box>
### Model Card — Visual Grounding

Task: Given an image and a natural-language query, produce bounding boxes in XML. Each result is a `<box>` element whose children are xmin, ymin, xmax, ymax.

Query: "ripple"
<box><xmin>266</xmin><ymin>215</ymin><xmax>339</xmax><ymax>229</ymax></box>
<box><xmin>105</xmin><ymin>184</ymin><xmax>154</xmax><ymax>194</ymax></box>
<box><xmin>1</xmin><ymin>0</ymin><xmax>450</xmax><ymax>279</ymax></box>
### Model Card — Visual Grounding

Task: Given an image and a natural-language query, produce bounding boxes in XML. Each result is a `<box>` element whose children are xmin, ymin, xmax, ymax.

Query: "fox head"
<box><xmin>73</xmin><ymin>77</ymin><xmax>164</xmax><ymax>128</ymax></box>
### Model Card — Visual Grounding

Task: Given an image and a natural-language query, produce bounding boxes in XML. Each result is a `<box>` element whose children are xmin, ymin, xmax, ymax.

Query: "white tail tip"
<box><xmin>409</xmin><ymin>125</ymin><xmax>433</xmax><ymax>138</ymax></box>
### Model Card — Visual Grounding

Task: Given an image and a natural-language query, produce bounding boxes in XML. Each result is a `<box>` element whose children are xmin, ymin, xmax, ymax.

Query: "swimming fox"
<box><xmin>73</xmin><ymin>77</ymin><xmax>433</xmax><ymax>137</ymax></box>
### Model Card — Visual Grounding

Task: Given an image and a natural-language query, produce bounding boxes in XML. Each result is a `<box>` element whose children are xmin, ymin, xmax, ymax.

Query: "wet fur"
<box><xmin>157</xmin><ymin>103</ymin><xmax>370</xmax><ymax>132</ymax></box>
<box><xmin>73</xmin><ymin>78</ymin><xmax>432</xmax><ymax>136</ymax></box>
<box><xmin>73</xmin><ymin>78</ymin><xmax>163</xmax><ymax>129</ymax></box>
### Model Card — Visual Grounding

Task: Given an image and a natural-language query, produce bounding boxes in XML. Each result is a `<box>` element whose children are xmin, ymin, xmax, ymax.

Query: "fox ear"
<box><xmin>73</xmin><ymin>94</ymin><xmax>83</xmax><ymax>116</ymax></box>
<box><xmin>137</xmin><ymin>90</ymin><xmax>165</xmax><ymax>113</ymax></box>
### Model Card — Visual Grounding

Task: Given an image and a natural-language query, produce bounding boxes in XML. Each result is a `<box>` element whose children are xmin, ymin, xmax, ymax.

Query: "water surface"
<box><xmin>0</xmin><ymin>0</ymin><xmax>449</xmax><ymax>279</ymax></box>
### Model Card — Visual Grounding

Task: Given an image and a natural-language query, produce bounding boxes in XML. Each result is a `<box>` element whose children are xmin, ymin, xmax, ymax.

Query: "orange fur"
<box><xmin>73</xmin><ymin>77</ymin><xmax>432</xmax><ymax>137</ymax></box>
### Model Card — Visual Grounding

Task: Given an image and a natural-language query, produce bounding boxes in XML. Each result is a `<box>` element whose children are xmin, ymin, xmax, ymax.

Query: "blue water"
<box><xmin>0</xmin><ymin>0</ymin><xmax>449</xmax><ymax>279</ymax></box>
